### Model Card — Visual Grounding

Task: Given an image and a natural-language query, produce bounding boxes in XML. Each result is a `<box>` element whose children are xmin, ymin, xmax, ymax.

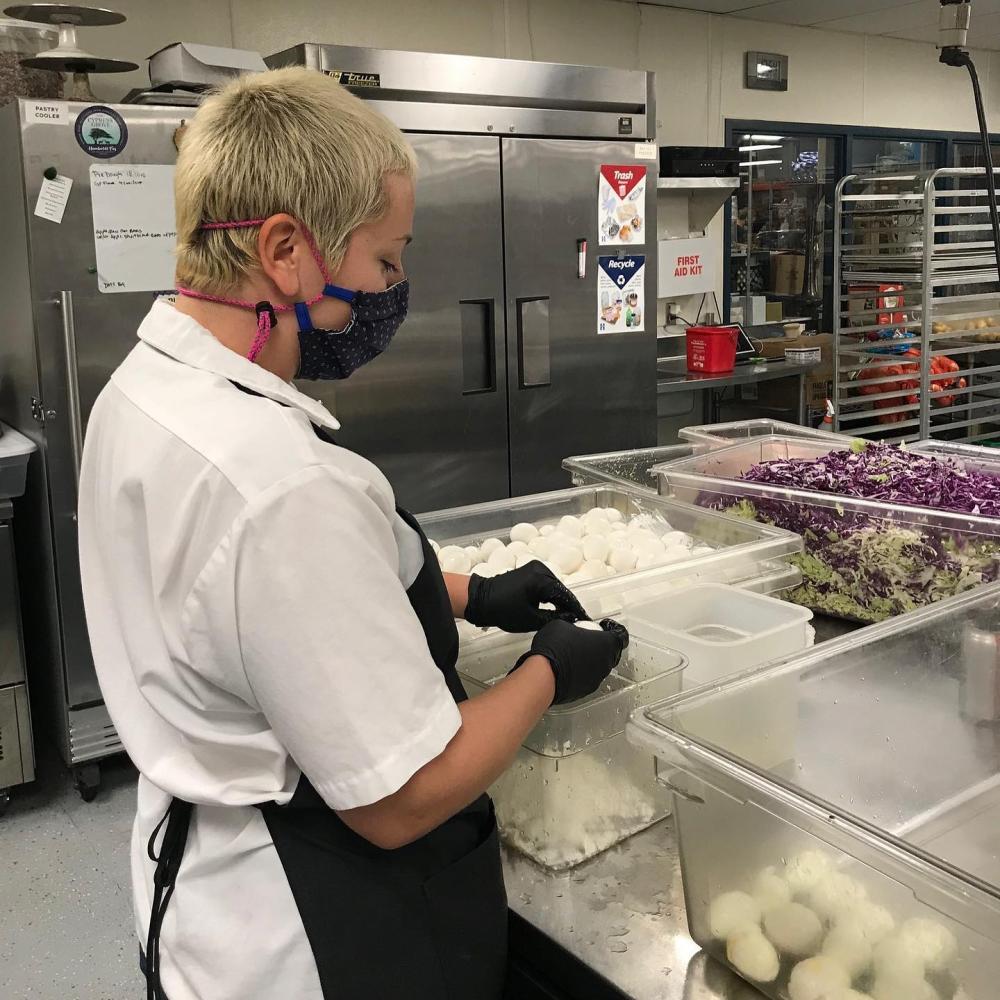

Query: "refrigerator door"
<box><xmin>18</xmin><ymin>106</ymin><xmax>184</xmax><ymax>718</ymax></box>
<box><xmin>501</xmin><ymin>139</ymin><xmax>657</xmax><ymax>497</ymax></box>
<box><xmin>305</xmin><ymin>134</ymin><xmax>508</xmax><ymax>512</ymax></box>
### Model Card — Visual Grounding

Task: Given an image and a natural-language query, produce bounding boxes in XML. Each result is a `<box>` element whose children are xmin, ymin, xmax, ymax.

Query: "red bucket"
<box><xmin>686</xmin><ymin>325</ymin><xmax>738</xmax><ymax>373</ymax></box>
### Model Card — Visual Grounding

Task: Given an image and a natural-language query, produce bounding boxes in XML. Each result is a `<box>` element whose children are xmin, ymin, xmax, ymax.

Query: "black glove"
<box><xmin>465</xmin><ymin>560</ymin><xmax>588</xmax><ymax>633</ymax></box>
<box><xmin>511</xmin><ymin>618</ymin><xmax>629</xmax><ymax>705</ymax></box>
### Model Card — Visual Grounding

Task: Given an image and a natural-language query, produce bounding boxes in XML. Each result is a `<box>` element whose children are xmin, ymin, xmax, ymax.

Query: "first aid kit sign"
<box><xmin>598</xmin><ymin>255</ymin><xmax>645</xmax><ymax>334</ymax></box>
<box><xmin>599</xmin><ymin>165</ymin><xmax>646</xmax><ymax>246</ymax></box>
<box><xmin>657</xmin><ymin>236</ymin><xmax>716</xmax><ymax>296</ymax></box>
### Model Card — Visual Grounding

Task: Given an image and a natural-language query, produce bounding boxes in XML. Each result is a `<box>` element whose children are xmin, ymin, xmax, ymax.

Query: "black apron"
<box><xmin>143</xmin><ymin>417</ymin><xmax>508</xmax><ymax>1000</ymax></box>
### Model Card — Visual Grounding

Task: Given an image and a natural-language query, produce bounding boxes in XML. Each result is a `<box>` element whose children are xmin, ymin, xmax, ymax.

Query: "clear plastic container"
<box><xmin>653</xmin><ymin>436</ymin><xmax>1000</xmax><ymax>623</ymax></box>
<box><xmin>0</xmin><ymin>423</ymin><xmax>36</xmax><ymax>498</ymax></box>
<box><xmin>624</xmin><ymin>583</ymin><xmax>813</xmax><ymax>687</ymax></box>
<box><xmin>460</xmin><ymin>631</ymin><xmax>686</xmax><ymax>869</ymax></box>
<box><xmin>419</xmin><ymin>487</ymin><xmax>803</xmax><ymax>620</ymax></box>
<box><xmin>627</xmin><ymin>583</ymin><xmax>1000</xmax><ymax>1000</ymax></box>
<box><xmin>679</xmin><ymin>418</ymin><xmax>853</xmax><ymax>449</ymax></box>
<box><xmin>0</xmin><ymin>18</ymin><xmax>60</xmax><ymax>102</ymax></box>
<box><xmin>562</xmin><ymin>442</ymin><xmax>707</xmax><ymax>494</ymax></box>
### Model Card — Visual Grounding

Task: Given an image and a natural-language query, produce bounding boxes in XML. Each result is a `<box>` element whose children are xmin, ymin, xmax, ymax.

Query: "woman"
<box><xmin>78</xmin><ymin>67</ymin><xmax>627</xmax><ymax>1000</ymax></box>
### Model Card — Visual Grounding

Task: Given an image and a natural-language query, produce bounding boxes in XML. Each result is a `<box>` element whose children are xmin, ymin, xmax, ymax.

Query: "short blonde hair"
<box><xmin>174</xmin><ymin>67</ymin><xmax>416</xmax><ymax>293</ymax></box>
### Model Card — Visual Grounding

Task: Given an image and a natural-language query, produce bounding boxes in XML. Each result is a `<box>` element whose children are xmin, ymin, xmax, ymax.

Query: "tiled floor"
<box><xmin>0</xmin><ymin>744</ymin><xmax>141</xmax><ymax>999</ymax></box>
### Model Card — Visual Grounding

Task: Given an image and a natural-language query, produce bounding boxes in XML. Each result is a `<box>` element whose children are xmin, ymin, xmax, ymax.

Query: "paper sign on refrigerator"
<box><xmin>598</xmin><ymin>255</ymin><xmax>645</xmax><ymax>335</ymax></box>
<box><xmin>598</xmin><ymin>164</ymin><xmax>646</xmax><ymax>246</ymax></box>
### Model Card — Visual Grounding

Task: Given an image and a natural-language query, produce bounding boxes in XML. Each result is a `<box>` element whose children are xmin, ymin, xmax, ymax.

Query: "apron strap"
<box><xmin>144</xmin><ymin>798</ymin><xmax>194</xmax><ymax>1000</ymax></box>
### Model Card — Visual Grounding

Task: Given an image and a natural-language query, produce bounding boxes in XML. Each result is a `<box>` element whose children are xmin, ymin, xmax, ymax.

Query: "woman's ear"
<box><xmin>257</xmin><ymin>215</ymin><xmax>310</xmax><ymax>299</ymax></box>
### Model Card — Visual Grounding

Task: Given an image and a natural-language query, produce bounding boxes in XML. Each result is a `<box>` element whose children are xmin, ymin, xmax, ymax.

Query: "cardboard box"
<box><xmin>755</xmin><ymin>334</ymin><xmax>834</xmax><ymax>422</ymax></box>
<box><xmin>770</xmin><ymin>253</ymin><xmax>806</xmax><ymax>296</ymax></box>
<box><xmin>758</xmin><ymin>333</ymin><xmax>834</xmax><ymax>362</ymax></box>
<box><xmin>765</xmin><ymin>301</ymin><xmax>784</xmax><ymax>322</ymax></box>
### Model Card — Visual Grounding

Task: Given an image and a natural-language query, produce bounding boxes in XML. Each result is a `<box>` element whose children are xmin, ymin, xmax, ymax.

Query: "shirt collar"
<box><xmin>138</xmin><ymin>298</ymin><xmax>341</xmax><ymax>432</ymax></box>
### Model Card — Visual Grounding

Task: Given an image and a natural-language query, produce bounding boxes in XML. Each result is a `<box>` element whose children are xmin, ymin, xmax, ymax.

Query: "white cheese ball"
<box><xmin>509</xmin><ymin>522</ymin><xmax>539</xmax><ymax>543</ymax></box>
<box><xmin>897</xmin><ymin>919</ymin><xmax>957</xmax><ymax>973</ymax></box>
<box><xmin>763</xmin><ymin>902</ymin><xmax>824</xmax><ymax>957</ymax></box>
<box><xmin>550</xmin><ymin>543</ymin><xmax>583</xmax><ymax>576</ymax></box>
<box><xmin>784</xmin><ymin>851</ymin><xmax>833</xmax><ymax>895</ymax></box>
<box><xmin>709</xmin><ymin>891</ymin><xmax>761</xmax><ymax>940</ymax></box>
<box><xmin>581</xmin><ymin>558</ymin><xmax>609</xmax><ymax>580</ymax></box>
<box><xmin>610</xmin><ymin>521</ymin><xmax>627</xmax><ymax>533</ymax></box>
<box><xmin>583</xmin><ymin>517</ymin><xmax>613</xmax><ymax>537</ymax></box>
<box><xmin>823</xmin><ymin>923</ymin><xmax>873</xmax><ymax>979</ymax></box>
<box><xmin>573</xmin><ymin>619</ymin><xmax>603</xmax><ymax>631</ymax></box>
<box><xmin>506</xmin><ymin>540</ymin><xmax>530</xmax><ymax>559</ymax></box>
<box><xmin>661</xmin><ymin>547</ymin><xmax>692</xmax><ymax>565</ymax></box>
<box><xmin>539</xmin><ymin>524</ymin><xmax>556</xmax><ymax>537</ymax></box>
<box><xmin>626</xmin><ymin>527</ymin><xmax>660</xmax><ymax>548</ymax></box>
<box><xmin>514</xmin><ymin>554</ymin><xmax>534</xmax><ymax>569</ymax></box>
<box><xmin>439</xmin><ymin>546</ymin><xmax>472</xmax><ymax>574</ymax></box>
<box><xmin>486</xmin><ymin>547</ymin><xmax>516</xmax><ymax>572</ymax></box>
<box><xmin>788</xmin><ymin>956</ymin><xmax>851</xmax><ymax>1000</ymax></box>
<box><xmin>465</xmin><ymin>546</ymin><xmax>485</xmax><ymax>566</ymax></box>
<box><xmin>557</xmin><ymin>515</ymin><xmax>583</xmax><ymax>538</ymax></box>
<box><xmin>429</xmin><ymin>539</ymin><xmax>440</xmax><ymax>553</ymax></box>
<box><xmin>753</xmin><ymin>867</ymin><xmax>792</xmax><ymax>913</ymax></box>
<box><xmin>470</xmin><ymin>563</ymin><xmax>495</xmax><ymax>577</ymax></box>
<box><xmin>527</xmin><ymin>537</ymin><xmax>552</xmax><ymax>559</ymax></box>
<box><xmin>607</xmin><ymin>545</ymin><xmax>638</xmax><ymax>573</ymax></box>
<box><xmin>872</xmin><ymin>974</ymin><xmax>939</xmax><ymax>1000</ymax></box>
<box><xmin>480</xmin><ymin>537</ymin><xmax>505</xmax><ymax>557</ymax></box>
<box><xmin>540</xmin><ymin>560</ymin><xmax>564</xmax><ymax>580</ymax></box>
<box><xmin>872</xmin><ymin>935</ymin><xmax>926</xmax><ymax>982</ymax></box>
<box><xmin>582</xmin><ymin>535</ymin><xmax>611</xmax><ymax>563</ymax></box>
<box><xmin>809</xmin><ymin>873</ymin><xmax>868</xmax><ymax>920</ymax></box>
<box><xmin>663</xmin><ymin>530</ymin><xmax>693</xmax><ymax>548</ymax></box>
<box><xmin>605</xmin><ymin>508</ymin><xmax>624</xmax><ymax>523</ymax></box>
<box><xmin>691</xmin><ymin>544</ymin><xmax>715</xmax><ymax>557</ymax></box>
<box><xmin>635</xmin><ymin>550</ymin><xmax>665</xmax><ymax>571</ymax></box>
<box><xmin>726</xmin><ymin>927</ymin><xmax>779</xmax><ymax>983</ymax></box>
<box><xmin>833</xmin><ymin>901</ymin><xmax>895</xmax><ymax>945</ymax></box>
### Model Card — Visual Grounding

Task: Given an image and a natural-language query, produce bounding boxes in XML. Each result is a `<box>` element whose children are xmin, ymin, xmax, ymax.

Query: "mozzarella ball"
<box><xmin>763</xmin><ymin>902</ymin><xmax>824</xmax><ymax>957</ymax></box>
<box><xmin>583</xmin><ymin>506</ymin><xmax>607</xmax><ymax>522</ymax></box>
<box><xmin>692</xmin><ymin>545</ymin><xmax>715</xmax><ymax>557</ymax></box>
<box><xmin>709</xmin><ymin>891</ymin><xmax>761</xmax><ymax>940</ymax></box>
<box><xmin>514</xmin><ymin>554</ymin><xmax>534</xmax><ymax>569</ymax></box>
<box><xmin>439</xmin><ymin>546</ymin><xmax>472</xmax><ymax>574</ymax></box>
<box><xmin>635</xmin><ymin>550</ymin><xmax>665</xmax><ymax>571</ymax></box>
<box><xmin>833</xmin><ymin>901</ymin><xmax>895</xmax><ymax>945</ymax></box>
<box><xmin>872</xmin><ymin>974</ymin><xmax>939</xmax><ymax>1000</ymax></box>
<box><xmin>540</xmin><ymin>560</ymin><xmax>563</xmax><ymax>579</ymax></box>
<box><xmin>539</xmin><ymin>524</ymin><xmax>556</xmax><ymax>537</ymax></box>
<box><xmin>753</xmin><ymin>867</ymin><xmax>792</xmax><ymax>913</ymax></box>
<box><xmin>605</xmin><ymin>508</ymin><xmax>624</xmax><ymax>523</ymax></box>
<box><xmin>550</xmin><ymin>543</ymin><xmax>583</xmax><ymax>575</ymax></box>
<box><xmin>610</xmin><ymin>521</ymin><xmax>627</xmax><ymax>533</ymax></box>
<box><xmin>574</xmin><ymin>619</ymin><xmax>603</xmax><ymax>631</ymax></box>
<box><xmin>429</xmin><ymin>539</ymin><xmax>440</xmax><ymax>553</ymax></box>
<box><xmin>465</xmin><ymin>546</ymin><xmax>485</xmax><ymax>566</ymax></box>
<box><xmin>626</xmin><ymin>527</ymin><xmax>660</xmax><ymax>548</ymax></box>
<box><xmin>788</xmin><ymin>956</ymin><xmax>851</xmax><ymax>1000</ymax></box>
<box><xmin>581</xmin><ymin>558</ymin><xmax>609</xmax><ymax>579</ymax></box>
<box><xmin>527</xmin><ymin>537</ymin><xmax>552</xmax><ymax>559</ymax></box>
<box><xmin>509</xmin><ymin>522</ymin><xmax>539</xmax><ymax>543</ymax></box>
<box><xmin>486</xmin><ymin>547</ymin><xmax>516</xmax><ymax>572</ymax></box>
<box><xmin>726</xmin><ymin>927</ymin><xmax>779</xmax><ymax>983</ymax></box>
<box><xmin>557</xmin><ymin>515</ymin><xmax>583</xmax><ymax>538</ymax></box>
<box><xmin>823</xmin><ymin>924</ymin><xmax>873</xmax><ymax>979</ymax></box>
<box><xmin>897</xmin><ymin>919</ymin><xmax>957</xmax><ymax>973</ymax></box>
<box><xmin>470</xmin><ymin>563</ymin><xmax>495</xmax><ymax>577</ymax></box>
<box><xmin>582</xmin><ymin>535</ymin><xmax>611</xmax><ymax>563</ymax></box>
<box><xmin>506</xmin><ymin>540</ymin><xmax>530</xmax><ymax>559</ymax></box>
<box><xmin>809</xmin><ymin>873</ymin><xmax>867</xmax><ymax>920</ymax></box>
<box><xmin>872</xmin><ymin>935</ymin><xmax>925</xmax><ymax>982</ymax></box>
<box><xmin>784</xmin><ymin>851</ymin><xmax>833</xmax><ymax>895</ymax></box>
<box><xmin>583</xmin><ymin>517</ymin><xmax>613</xmax><ymax>537</ymax></box>
<box><xmin>608</xmin><ymin>545</ymin><xmax>638</xmax><ymax>573</ymax></box>
<box><xmin>663</xmin><ymin>530</ymin><xmax>693</xmax><ymax>548</ymax></box>
<box><xmin>480</xmin><ymin>537</ymin><xmax>505</xmax><ymax>557</ymax></box>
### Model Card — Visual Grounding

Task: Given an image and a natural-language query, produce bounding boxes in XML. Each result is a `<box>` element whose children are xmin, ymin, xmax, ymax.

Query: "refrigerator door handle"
<box><xmin>460</xmin><ymin>297</ymin><xmax>497</xmax><ymax>395</ymax></box>
<box><xmin>516</xmin><ymin>296</ymin><xmax>551</xmax><ymax>389</ymax></box>
<box><xmin>56</xmin><ymin>290</ymin><xmax>84</xmax><ymax>490</ymax></box>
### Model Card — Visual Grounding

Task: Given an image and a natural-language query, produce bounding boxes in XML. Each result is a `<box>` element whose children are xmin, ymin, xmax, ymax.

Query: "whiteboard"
<box><xmin>90</xmin><ymin>164</ymin><xmax>177</xmax><ymax>294</ymax></box>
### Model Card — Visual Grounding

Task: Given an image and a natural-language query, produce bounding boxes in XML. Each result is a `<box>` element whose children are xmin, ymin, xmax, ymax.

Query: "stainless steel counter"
<box><xmin>503</xmin><ymin>819</ymin><xmax>760</xmax><ymax>1000</ymax></box>
<box><xmin>656</xmin><ymin>360</ymin><xmax>819</xmax><ymax>395</ymax></box>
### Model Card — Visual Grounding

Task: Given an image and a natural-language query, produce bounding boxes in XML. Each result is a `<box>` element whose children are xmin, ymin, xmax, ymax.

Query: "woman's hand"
<box><xmin>464</xmin><ymin>560</ymin><xmax>588</xmax><ymax>633</ymax></box>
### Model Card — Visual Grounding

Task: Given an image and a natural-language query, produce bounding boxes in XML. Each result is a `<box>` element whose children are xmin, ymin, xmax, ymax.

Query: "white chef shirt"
<box><xmin>78</xmin><ymin>299</ymin><xmax>463</xmax><ymax>1000</ymax></box>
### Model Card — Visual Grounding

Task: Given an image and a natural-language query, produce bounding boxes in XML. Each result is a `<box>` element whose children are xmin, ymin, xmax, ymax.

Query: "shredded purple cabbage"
<box><xmin>739</xmin><ymin>443</ymin><xmax>1000</xmax><ymax>517</ymax></box>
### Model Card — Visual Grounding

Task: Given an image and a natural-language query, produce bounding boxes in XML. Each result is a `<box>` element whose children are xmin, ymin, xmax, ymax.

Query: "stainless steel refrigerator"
<box><xmin>0</xmin><ymin>48</ymin><xmax>656</xmax><ymax>792</ymax></box>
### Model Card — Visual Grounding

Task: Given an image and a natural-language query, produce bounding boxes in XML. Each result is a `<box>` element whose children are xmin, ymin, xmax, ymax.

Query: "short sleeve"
<box><xmin>184</xmin><ymin>465</ymin><xmax>462</xmax><ymax>811</ymax></box>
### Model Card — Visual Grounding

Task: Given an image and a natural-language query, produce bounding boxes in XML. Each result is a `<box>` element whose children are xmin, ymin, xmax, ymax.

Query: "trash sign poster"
<box><xmin>598</xmin><ymin>164</ymin><xmax>646</xmax><ymax>246</ymax></box>
<box><xmin>598</xmin><ymin>255</ymin><xmax>645</xmax><ymax>334</ymax></box>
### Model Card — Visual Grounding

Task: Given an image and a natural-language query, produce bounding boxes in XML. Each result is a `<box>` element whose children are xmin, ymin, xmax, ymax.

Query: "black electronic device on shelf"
<box><xmin>659</xmin><ymin>146</ymin><xmax>740</xmax><ymax>178</ymax></box>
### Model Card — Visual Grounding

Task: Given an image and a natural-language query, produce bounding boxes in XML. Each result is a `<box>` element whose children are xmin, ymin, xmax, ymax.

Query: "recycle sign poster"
<box><xmin>598</xmin><ymin>255</ymin><xmax>645</xmax><ymax>335</ymax></box>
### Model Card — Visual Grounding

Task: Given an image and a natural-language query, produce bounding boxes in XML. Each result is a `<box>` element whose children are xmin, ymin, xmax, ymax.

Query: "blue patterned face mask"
<box><xmin>293</xmin><ymin>279</ymin><xmax>409</xmax><ymax>381</ymax></box>
<box><xmin>177</xmin><ymin>219</ymin><xmax>409</xmax><ymax>380</ymax></box>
